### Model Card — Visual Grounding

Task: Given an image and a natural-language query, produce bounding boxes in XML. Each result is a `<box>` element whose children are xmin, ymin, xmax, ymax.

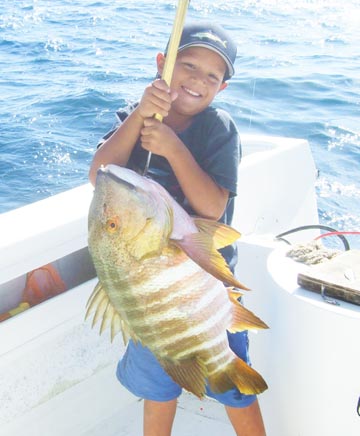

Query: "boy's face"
<box><xmin>157</xmin><ymin>46</ymin><xmax>228</xmax><ymax>117</ymax></box>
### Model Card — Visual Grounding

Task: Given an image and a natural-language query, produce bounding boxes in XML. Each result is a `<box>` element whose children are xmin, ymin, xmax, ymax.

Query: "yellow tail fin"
<box><xmin>208</xmin><ymin>357</ymin><xmax>268</xmax><ymax>395</ymax></box>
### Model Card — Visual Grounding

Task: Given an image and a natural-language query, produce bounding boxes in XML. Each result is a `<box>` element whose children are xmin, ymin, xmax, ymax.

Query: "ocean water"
<box><xmin>1</xmin><ymin>0</ymin><xmax>359</xmax><ymax>248</ymax></box>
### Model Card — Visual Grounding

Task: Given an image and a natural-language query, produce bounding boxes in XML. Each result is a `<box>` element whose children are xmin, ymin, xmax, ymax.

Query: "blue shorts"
<box><xmin>116</xmin><ymin>330</ymin><xmax>256</xmax><ymax>408</ymax></box>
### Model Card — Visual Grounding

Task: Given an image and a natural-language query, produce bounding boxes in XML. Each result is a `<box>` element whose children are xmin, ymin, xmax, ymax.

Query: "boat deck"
<box><xmin>3</xmin><ymin>362</ymin><xmax>235</xmax><ymax>436</ymax></box>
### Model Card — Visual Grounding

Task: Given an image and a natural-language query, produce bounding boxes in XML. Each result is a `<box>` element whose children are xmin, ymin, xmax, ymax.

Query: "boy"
<box><xmin>89</xmin><ymin>22</ymin><xmax>266</xmax><ymax>436</ymax></box>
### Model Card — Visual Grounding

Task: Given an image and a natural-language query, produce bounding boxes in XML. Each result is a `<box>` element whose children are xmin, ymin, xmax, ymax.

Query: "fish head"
<box><xmin>88</xmin><ymin>165</ymin><xmax>173</xmax><ymax>262</ymax></box>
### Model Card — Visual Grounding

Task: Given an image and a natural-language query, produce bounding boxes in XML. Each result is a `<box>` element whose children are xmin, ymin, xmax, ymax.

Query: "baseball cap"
<box><xmin>166</xmin><ymin>22</ymin><xmax>237</xmax><ymax>81</ymax></box>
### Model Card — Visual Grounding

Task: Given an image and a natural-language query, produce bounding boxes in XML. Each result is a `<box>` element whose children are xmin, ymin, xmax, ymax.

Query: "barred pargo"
<box><xmin>86</xmin><ymin>164</ymin><xmax>268</xmax><ymax>398</ymax></box>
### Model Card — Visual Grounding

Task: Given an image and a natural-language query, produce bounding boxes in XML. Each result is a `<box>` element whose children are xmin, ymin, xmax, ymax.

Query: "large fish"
<box><xmin>86</xmin><ymin>164</ymin><xmax>268</xmax><ymax>398</ymax></box>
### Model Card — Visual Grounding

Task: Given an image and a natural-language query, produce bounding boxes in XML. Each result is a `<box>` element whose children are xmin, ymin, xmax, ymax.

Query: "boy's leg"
<box><xmin>225</xmin><ymin>399</ymin><xmax>266</xmax><ymax>436</ymax></box>
<box><xmin>143</xmin><ymin>398</ymin><xmax>177</xmax><ymax>436</ymax></box>
<box><xmin>116</xmin><ymin>341</ymin><xmax>181</xmax><ymax>435</ymax></box>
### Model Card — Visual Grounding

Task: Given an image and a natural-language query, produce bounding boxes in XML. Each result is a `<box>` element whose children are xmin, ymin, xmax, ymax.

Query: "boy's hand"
<box><xmin>140</xmin><ymin>118</ymin><xmax>182</xmax><ymax>159</ymax></box>
<box><xmin>137</xmin><ymin>79</ymin><xmax>177</xmax><ymax>120</ymax></box>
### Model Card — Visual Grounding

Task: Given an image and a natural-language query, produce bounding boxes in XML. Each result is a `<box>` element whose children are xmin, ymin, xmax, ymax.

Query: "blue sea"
<box><xmin>1</xmin><ymin>0</ymin><xmax>359</xmax><ymax>248</ymax></box>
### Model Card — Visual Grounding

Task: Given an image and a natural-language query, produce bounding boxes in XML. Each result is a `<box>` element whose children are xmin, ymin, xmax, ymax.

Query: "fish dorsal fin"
<box><xmin>85</xmin><ymin>281</ymin><xmax>136</xmax><ymax>344</ymax></box>
<box><xmin>193</xmin><ymin>217</ymin><xmax>241</xmax><ymax>249</ymax></box>
<box><xmin>159</xmin><ymin>356</ymin><xmax>208</xmax><ymax>399</ymax></box>
<box><xmin>171</xmin><ymin>233</ymin><xmax>249</xmax><ymax>290</ymax></box>
<box><xmin>227</xmin><ymin>288</ymin><xmax>269</xmax><ymax>332</ymax></box>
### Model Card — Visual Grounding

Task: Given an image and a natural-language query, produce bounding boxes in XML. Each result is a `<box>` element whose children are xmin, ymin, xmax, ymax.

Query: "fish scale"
<box><xmin>120</xmin><ymin>270</ymin><xmax>230</xmax><ymax>354</ymax></box>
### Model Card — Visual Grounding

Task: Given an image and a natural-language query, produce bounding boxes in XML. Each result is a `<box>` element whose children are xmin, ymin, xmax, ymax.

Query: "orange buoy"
<box><xmin>0</xmin><ymin>264</ymin><xmax>67</xmax><ymax>323</ymax></box>
<box><xmin>22</xmin><ymin>264</ymin><xmax>67</xmax><ymax>306</ymax></box>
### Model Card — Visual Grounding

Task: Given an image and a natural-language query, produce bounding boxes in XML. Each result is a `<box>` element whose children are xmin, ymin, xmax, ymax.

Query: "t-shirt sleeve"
<box><xmin>200</xmin><ymin>108</ymin><xmax>241</xmax><ymax>197</ymax></box>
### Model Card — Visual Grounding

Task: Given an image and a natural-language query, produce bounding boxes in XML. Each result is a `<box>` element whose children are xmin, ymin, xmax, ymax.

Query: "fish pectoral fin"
<box><xmin>171</xmin><ymin>234</ymin><xmax>249</xmax><ymax>290</ymax></box>
<box><xmin>209</xmin><ymin>357</ymin><xmax>268</xmax><ymax>395</ymax></box>
<box><xmin>227</xmin><ymin>288</ymin><xmax>269</xmax><ymax>332</ymax></box>
<box><xmin>159</xmin><ymin>356</ymin><xmax>208</xmax><ymax>399</ymax></box>
<box><xmin>85</xmin><ymin>280</ymin><xmax>132</xmax><ymax>344</ymax></box>
<box><xmin>193</xmin><ymin>217</ymin><xmax>241</xmax><ymax>249</ymax></box>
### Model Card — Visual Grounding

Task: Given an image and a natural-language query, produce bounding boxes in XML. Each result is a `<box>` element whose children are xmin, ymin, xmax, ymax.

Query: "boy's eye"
<box><xmin>209</xmin><ymin>73</ymin><xmax>220</xmax><ymax>82</ymax></box>
<box><xmin>181</xmin><ymin>61</ymin><xmax>222</xmax><ymax>84</ymax></box>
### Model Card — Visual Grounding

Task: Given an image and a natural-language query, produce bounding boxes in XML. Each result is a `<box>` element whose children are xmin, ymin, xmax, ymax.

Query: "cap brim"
<box><xmin>178</xmin><ymin>42</ymin><xmax>234</xmax><ymax>80</ymax></box>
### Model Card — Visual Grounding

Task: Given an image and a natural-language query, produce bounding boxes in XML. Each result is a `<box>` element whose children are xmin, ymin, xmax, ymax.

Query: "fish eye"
<box><xmin>106</xmin><ymin>217</ymin><xmax>119</xmax><ymax>234</ymax></box>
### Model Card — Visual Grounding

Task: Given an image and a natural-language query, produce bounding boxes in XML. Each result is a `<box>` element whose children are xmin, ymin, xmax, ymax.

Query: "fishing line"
<box><xmin>248</xmin><ymin>77</ymin><xmax>257</xmax><ymax>130</ymax></box>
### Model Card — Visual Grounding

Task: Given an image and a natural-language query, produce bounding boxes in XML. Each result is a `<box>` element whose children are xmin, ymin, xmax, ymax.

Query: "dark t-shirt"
<box><xmin>99</xmin><ymin>104</ymin><xmax>241</xmax><ymax>270</ymax></box>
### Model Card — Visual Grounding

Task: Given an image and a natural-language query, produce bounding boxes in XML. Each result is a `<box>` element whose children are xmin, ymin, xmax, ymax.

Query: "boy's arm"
<box><xmin>88</xmin><ymin>80</ymin><xmax>175</xmax><ymax>186</ymax></box>
<box><xmin>169</xmin><ymin>141</ymin><xmax>229</xmax><ymax>220</ymax></box>
<box><xmin>88</xmin><ymin>108</ymin><xmax>144</xmax><ymax>185</ymax></box>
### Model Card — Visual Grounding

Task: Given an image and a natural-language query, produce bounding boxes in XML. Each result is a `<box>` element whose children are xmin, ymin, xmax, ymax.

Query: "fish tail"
<box><xmin>208</xmin><ymin>357</ymin><xmax>268</xmax><ymax>395</ymax></box>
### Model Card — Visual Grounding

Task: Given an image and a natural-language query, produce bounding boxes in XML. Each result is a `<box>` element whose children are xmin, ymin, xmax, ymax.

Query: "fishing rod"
<box><xmin>143</xmin><ymin>0</ymin><xmax>190</xmax><ymax>176</ymax></box>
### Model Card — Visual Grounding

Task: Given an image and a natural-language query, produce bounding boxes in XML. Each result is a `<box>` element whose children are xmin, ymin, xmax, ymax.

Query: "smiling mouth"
<box><xmin>182</xmin><ymin>86</ymin><xmax>201</xmax><ymax>97</ymax></box>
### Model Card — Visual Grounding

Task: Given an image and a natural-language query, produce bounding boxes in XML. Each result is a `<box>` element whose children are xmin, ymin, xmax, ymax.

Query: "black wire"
<box><xmin>275</xmin><ymin>224</ymin><xmax>351</xmax><ymax>251</ymax></box>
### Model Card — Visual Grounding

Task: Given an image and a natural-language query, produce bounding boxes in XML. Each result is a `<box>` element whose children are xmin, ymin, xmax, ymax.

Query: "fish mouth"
<box><xmin>97</xmin><ymin>165</ymin><xmax>136</xmax><ymax>191</ymax></box>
